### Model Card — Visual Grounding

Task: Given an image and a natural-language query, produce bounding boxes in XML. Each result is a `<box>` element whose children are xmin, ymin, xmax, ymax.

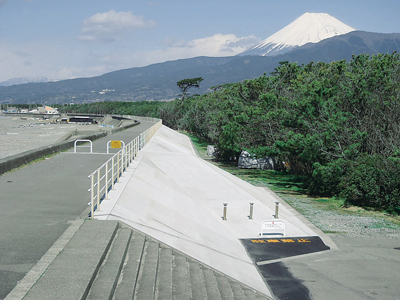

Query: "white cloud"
<box><xmin>161</xmin><ymin>37</ymin><xmax>187</xmax><ymax>48</ymax></box>
<box><xmin>160</xmin><ymin>34</ymin><xmax>258</xmax><ymax>54</ymax></box>
<box><xmin>0</xmin><ymin>43</ymin><xmax>99</xmax><ymax>82</ymax></box>
<box><xmin>79</xmin><ymin>10</ymin><xmax>156</xmax><ymax>42</ymax></box>
<box><xmin>83</xmin><ymin>33</ymin><xmax>261</xmax><ymax>75</ymax></box>
<box><xmin>138</xmin><ymin>33</ymin><xmax>260</xmax><ymax>65</ymax></box>
<box><xmin>91</xmin><ymin>33</ymin><xmax>259</xmax><ymax>71</ymax></box>
<box><xmin>0</xmin><ymin>45</ymin><xmax>36</xmax><ymax>81</ymax></box>
<box><xmin>0</xmin><ymin>33</ymin><xmax>259</xmax><ymax>82</ymax></box>
<box><xmin>184</xmin><ymin>33</ymin><xmax>260</xmax><ymax>56</ymax></box>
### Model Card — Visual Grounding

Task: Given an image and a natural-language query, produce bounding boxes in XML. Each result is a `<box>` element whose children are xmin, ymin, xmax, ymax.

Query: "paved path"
<box><xmin>0</xmin><ymin>121</ymin><xmax>154</xmax><ymax>299</ymax></box>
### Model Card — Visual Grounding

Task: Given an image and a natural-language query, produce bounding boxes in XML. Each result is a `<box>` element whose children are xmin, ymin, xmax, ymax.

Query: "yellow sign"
<box><xmin>251</xmin><ymin>238</ymin><xmax>310</xmax><ymax>244</ymax></box>
<box><xmin>111</xmin><ymin>140</ymin><xmax>122</xmax><ymax>149</ymax></box>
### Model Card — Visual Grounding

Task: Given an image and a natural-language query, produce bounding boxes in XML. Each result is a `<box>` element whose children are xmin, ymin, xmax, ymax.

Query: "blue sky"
<box><xmin>0</xmin><ymin>0</ymin><xmax>399</xmax><ymax>82</ymax></box>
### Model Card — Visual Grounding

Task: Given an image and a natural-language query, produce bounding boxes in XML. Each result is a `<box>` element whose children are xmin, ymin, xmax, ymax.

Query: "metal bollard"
<box><xmin>275</xmin><ymin>202</ymin><xmax>280</xmax><ymax>219</ymax></box>
<box><xmin>223</xmin><ymin>203</ymin><xmax>228</xmax><ymax>220</ymax></box>
<box><xmin>249</xmin><ymin>202</ymin><xmax>254</xmax><ymax>220</ymax></box>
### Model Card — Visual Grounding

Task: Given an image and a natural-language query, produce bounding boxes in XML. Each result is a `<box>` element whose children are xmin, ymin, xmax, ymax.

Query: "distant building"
<box><xmin>34</xmin><ymin>105</ymin><xmax>58</xmax><ymax>114</ymax></box>
<box><xmin>4</xmin><ymin>106</ymin><xmax>17</xmax><ymax>113</ymax></box>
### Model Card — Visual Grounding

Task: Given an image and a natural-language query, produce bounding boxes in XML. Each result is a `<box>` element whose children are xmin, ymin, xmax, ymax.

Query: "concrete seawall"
<box><xmin>0</xmin><ymin>120</ymin><xmax>140</xmax><ymax>176</ymax></box>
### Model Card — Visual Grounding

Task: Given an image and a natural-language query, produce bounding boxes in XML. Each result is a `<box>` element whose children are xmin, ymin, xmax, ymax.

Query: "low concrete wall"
<box><xmin>0</xmin><ymin>121</ymin><xmax>140</xmax><ymax>176</ymax></box>
<box><xmin>109</xmin><ymin>120</ymin><xmax>139</xmax><ymax>134</ymax></box>
<box><xmin>58</xmin><ymin>130</ymin><xmax>105</xmax><ymax>142</ymax></box>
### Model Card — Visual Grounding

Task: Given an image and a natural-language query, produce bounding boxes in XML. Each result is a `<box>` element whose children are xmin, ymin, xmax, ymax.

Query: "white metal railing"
<box><xmin>88</xmin><ymin>119</ymin><xmax>162</xmax><ymax>219</ymax></box>
<box><xmin>74</xmin><ymin>139</ymin><xmax>93</xmax><ymax>153</ymax></box>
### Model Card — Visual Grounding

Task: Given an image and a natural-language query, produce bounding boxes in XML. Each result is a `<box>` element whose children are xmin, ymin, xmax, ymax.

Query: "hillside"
<box><xmin>1</xmin><ymin>31</ymin><xmax>400</xmax><ymax>104</ymax></box>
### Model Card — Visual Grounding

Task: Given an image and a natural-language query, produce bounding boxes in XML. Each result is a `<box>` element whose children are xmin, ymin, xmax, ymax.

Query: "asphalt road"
<box><xmin>283</xmin><ymin>236</ymin><xmax>400</xmax><ymax>300</ymax></box>
<box><xmin>0</xmin><ymin>121</ymin><xmax>154</xmax><ymax>299</ymax></box>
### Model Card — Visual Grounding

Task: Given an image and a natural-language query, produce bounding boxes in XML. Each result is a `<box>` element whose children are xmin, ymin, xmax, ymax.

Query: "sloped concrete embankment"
<box><xmin>93</xmin><ymin>126</ymin><xmax>332</xmax><ymax>298</ymax></box>
<box><xmin>21</xmin><ymin>220</ymin><xmax>271</xmax><ymax>300</ymax></box>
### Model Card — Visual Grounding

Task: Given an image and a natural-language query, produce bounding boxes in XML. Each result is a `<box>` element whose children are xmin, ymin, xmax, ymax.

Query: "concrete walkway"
<box><xmin>95</xmin><ymin>126</ymin><xmax>333</xmax><ymax>298</ymax></box>
<box><xmin>0</xmin><ymin>121</ymin><xmax>155</xmax><ymax>299</ymax></box>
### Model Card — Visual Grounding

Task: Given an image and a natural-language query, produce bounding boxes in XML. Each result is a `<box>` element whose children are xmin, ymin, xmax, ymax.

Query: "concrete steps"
<box><xmin>23</xmin><ymin>220</ymin><xmax>271</xmax><ymax>300</ymax></box>
<box><xmin>86</xmin><ymin>228</ymin><xmax>132</xmax><ymax>300</ymax></box>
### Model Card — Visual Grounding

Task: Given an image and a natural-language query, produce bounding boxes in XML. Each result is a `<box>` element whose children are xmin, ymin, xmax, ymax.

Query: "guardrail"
<box><xmin>74</xmin><ymin>139</ymin><xmax>93</xmax><ymax>153</ymax></box>
<box><xmin>88</xmin><ymin>119</ymin><xmax>162</xmax><ymax>219</ymax></box>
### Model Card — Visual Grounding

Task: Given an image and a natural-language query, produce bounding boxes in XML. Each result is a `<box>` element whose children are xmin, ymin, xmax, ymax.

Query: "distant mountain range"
<box><xmin>1</xmin><ymin>15</ymin><xmax>400</xmax><ymax>104</ymax></box>
<box><xmin>0</xmin><ymin>77</ymin><xmax>56</xmax><ymax>87</ymax></box>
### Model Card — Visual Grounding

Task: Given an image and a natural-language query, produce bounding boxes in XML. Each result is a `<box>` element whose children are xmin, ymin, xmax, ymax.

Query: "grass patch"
<box><xmin>311</xmin><ymin>197</ymin><xmax>346</xmax><ymax>211</ymax></box>
<box><xmin>184</xmin><ymin>133</ymin><xmax>211</xmax><ymax>159</ymax></box>
<box><xmin>184</xmin><ymin>132</ymin><xmax>400</xmax><ymax>229</ymax></box>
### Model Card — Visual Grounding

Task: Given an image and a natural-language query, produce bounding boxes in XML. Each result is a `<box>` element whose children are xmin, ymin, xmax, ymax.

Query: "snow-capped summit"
<box><xmin>239</xmin><ymin>12</ymin><xmax>355</xmax><ymax>57</ymax></box>
<box><xmin>0</xmin><ymin>77</ymin><xmax>55</xmax><ymax>86</ymax></box>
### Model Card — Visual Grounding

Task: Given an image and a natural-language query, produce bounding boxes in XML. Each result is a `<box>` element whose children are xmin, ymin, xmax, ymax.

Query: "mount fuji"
<box><xmin>239</xmin><ymin>12</ymin><xmax>355</xmax><ymax>57</ymax></box>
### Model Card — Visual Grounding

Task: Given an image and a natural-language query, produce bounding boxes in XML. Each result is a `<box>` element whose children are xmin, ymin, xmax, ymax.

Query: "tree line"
<box><xmin>61</xmin><ymin>101</ymin><xmax>163</xmax><ymax>117</ymax></box>
<box><xmin>61</xmin><ymin>53</ymin><xmax>400</xmax><ymax>213</ymax></box>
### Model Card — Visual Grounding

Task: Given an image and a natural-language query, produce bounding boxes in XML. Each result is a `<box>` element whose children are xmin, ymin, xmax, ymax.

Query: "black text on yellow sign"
<box><xmin>251</xmin><ymin>238</ymin><xmax>311</xmax><ymax>244</ymax></box>
<box><xmin>111</xmin><ymin>140</ymin><xmax>122</xmax><ymax>149</ymax></box>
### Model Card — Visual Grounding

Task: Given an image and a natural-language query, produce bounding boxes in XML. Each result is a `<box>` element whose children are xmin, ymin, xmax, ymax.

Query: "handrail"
<box><xmin>74</xmin><ymin>139</ymin><xmax>93</xmax><ymax>153</ymax></box>
<box><xmin>88</xmin><ymin>119</ymin><xmax>162</xmax><ymax>219</ymax></box>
